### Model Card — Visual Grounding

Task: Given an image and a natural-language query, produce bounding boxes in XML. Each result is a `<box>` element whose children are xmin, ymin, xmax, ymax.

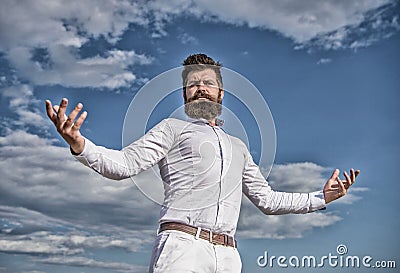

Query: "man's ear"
<box><xmin>219</xmin><ymin>89</ymin><xmax>224</xmax><ymax>102</ymax></box>
<box><xmin>183</xmin><ymin>89</ymin><xmax>187</xmax><ymax>102</ymax></box>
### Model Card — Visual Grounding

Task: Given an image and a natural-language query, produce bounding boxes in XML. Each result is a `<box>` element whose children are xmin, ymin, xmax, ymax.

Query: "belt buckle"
<box><xmin>223</xmin><ymin>234</ymin><xmax>228</xmax><ymax>246</ymax></box>
<box><xmin>195</xmin><ymin>227</ymin><xmax>201</xmax><ymax>240</ymax></box>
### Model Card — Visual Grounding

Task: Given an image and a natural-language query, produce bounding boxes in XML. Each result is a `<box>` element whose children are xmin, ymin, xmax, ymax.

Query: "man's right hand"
<box><xmin>46</xmin><ymin>98</ymin><xmax>87</xmax><ymax>154</ymax></box>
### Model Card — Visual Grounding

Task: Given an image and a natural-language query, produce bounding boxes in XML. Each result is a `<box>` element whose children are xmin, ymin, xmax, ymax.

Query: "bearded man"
<box><xmin>46</xmin><ymin>53</ymin><xmax>359</xmax><ymax>273</ymax></box>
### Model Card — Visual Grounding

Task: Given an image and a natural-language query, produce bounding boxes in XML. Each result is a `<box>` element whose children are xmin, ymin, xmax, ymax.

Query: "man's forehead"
<box><xmin>187</xmin><ymin>69</ymin><xmax>217</xmax><ymax>80</ymax></box>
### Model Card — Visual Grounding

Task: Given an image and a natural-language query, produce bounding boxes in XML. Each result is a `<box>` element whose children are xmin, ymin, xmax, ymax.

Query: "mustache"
<box><xmin>186</xmin><ymin>90</ymin><xmax>215</xmax><ymax>103</ymax></box>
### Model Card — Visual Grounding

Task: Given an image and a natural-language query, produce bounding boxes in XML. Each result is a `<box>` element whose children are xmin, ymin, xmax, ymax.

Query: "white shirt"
<box><xmin>75</xmin><ymin>118</ymin><xmax>325</xmax><ymax>236</ymax></box>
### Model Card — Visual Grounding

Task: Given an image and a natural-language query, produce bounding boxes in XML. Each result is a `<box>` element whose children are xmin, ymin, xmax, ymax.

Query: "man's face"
<box><xmin>183</xmin><ymin>68</ymin><xmax>224</xmax><ymax>121</ymax></box>
<box><xmin>184</xmin><ymin>69</ymin><xmax>224</xmax><ymax>104</ymax></box>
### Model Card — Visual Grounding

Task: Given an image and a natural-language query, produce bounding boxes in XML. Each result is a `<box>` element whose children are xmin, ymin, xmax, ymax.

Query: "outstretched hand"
<box><xmin>45</xmin><ymin>98</ymin><xmax>87</xmax><ymax>154</ymax></box>
<box><xmin>323</xmin><ymin>168</ymin><xmax>360</xmax><ymax>204</ymax></box>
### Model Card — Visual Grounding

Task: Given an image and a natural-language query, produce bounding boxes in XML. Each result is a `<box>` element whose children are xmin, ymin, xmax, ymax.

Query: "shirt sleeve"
<box><xmin>73</xmin><ymin>119</ymin><xmax>175</xmax><ymax>180</ymax></box>
<box><xmin>241</xmin><ymin>149</ymin><xmax>326</xmax><ymax>214</ymax></box>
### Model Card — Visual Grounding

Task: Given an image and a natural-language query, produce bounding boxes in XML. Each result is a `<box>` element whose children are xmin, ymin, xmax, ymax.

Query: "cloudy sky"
<box><xmin>0</xmin><ymin>0</ymin><xmax>399</xmax><ymax>272</ymax></box>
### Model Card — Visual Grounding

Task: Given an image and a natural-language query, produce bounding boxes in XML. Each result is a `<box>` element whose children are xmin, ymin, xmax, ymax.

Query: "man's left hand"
<box><xmin>323</xmin><ymin>168</ymin><xmax>360</xmax><ymax>204</ymax></box>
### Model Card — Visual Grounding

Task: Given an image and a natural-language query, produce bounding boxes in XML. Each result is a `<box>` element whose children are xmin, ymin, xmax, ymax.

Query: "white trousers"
<box><xmin>149</xmin><ymin>230</ymin><xmax>242</xmax><ymax>273</ymax></box>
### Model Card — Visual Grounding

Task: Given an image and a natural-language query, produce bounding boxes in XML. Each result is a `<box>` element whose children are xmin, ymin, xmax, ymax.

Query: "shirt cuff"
<box><xmin>72</xmin><ymin>137</ymin><xmax>95</xmax><ymax>167</ymax></box>
<box><xmin>309</xmin><ymin>190</ymin><xmax>326</xmax><ymax>211</ymax></box>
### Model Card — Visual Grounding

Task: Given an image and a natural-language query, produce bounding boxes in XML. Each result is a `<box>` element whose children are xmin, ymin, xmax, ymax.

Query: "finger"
<box><xmin>329</xmin><ymin>169</ymin><xmax>340</xmax><ymax>183</ymax></box>
<box><xmin>328</xmin><ymin>169</ymin><xmax>340</xmax><ymax>187</ymax></box>
<box><xmin>57</xmin><ymin>98</ymin><xmax>68</xmax><ymax>122</ymax></box>
<box><xmin>71</xmin><ymin>111</ymin><xmax>87</xmax><ymax>131</ymax></box>
<box><xmin>336</xmin><ymin>177</ymin><xmax>347</xmax><ymax>196</ymax></box>
<box><xmin>350</xmin><ymin>168</ymin><xmax>355</xmax><ymax>182</ymax></box>
<box><xmin>343</xmin><ymin>171</ymin><xmax>351</xmax><ymax>182</ymax></box>
<box><xmin>64</xmin><ymin>103</ymin><xmax>83</xmax><ymax>128</ymax></box>
<box><xmin>53</xmin><ymin>105</ymin><xmax>68</xmax><ymax>122</ymax></box>
<box><xmin>45</xmin><ymin>100</ymin><xmax>57</xmax><ymax>123</ymax></box>
<box><xmin>351</xmin><ymin>169</ymin><xmax>360</xmax><ymax>184</ymax></box>
<box><xmin>343</xmin><ymin>171</ymin><xmax>351</xmax><ymax>188</ymax></box>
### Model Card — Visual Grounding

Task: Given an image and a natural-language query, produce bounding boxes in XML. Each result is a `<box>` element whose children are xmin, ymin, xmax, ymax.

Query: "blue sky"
<box><xmin>0</xmin><ymin>1</ymin><xmax>399</xmax><ymax>272</ymax></box>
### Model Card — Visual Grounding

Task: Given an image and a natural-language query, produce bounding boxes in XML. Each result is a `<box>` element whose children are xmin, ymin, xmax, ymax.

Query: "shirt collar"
<box><xmin>187</xmin><ymin>117</ymin><xmax>224</xmax><ymax>127</ymax></box>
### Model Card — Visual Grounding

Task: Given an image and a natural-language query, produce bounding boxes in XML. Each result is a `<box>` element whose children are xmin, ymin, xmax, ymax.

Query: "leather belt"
<box><xmin>159</xmin><ymin>222</ymin><xmax>237</xmax><ymax>248</ymax></box>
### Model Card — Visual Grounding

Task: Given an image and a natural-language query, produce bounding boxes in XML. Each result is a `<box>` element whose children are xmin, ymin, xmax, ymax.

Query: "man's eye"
<box><xmin>189</xmin><ymin>81</ymin><xmax>200</xmax><ymax>86</ymax></box>
<box><xmin>186</xmin><ymin>80</ymin><xmax>217</xmax><ymax>87</ymax></box>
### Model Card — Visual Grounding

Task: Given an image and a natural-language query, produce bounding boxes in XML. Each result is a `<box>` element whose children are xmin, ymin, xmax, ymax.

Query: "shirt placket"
<box><xmin>211</xmin><ymin>126</ymin><xmax>224</xmax><ymax>227</ymax></box>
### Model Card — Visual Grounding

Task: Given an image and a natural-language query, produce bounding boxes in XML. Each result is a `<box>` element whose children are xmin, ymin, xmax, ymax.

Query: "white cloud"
<box><xmin>36</xmin><ymin>256</ymin><xmax>147</xmax><ymax>273</ymax></box>
<box><xmin>1</xmin><ymin>84</ymin><xmax>48</xmax><ymax>130</ymax></box>
<box><xmin>8</xmin><ymin>46</ymin><xmax>152</xmax><ymax>89</ymax></box>
<box><xmin>150</xmin><ymin>0</ymin><xmax>398</xmax><ymax>51</ymax></box>
<box><xmin>0</xmin><ymin>237</ymin><xmax>82</xmax><ymax>256</ymax></box>
<box><xmin>0</xmin><ymin>205</ymin><xmax>69</xmax><ymax>232</ymax></box>
<box><xmin>265</xmin><ymin>162</ymin><xmax>329</xmax><ymax>192</ymax></box>
<box><xmin>0</xmin><ymin>225</ymin><xmax>148</xmax><ymax>255</ymax></box>
<box><xmin>0</xmin><ymin>205</ymin><xmax>151</xmax><ymax>270</ymax></box>
<box><xmin>177</xmin><ymin>32</ymin><xmax>199</xmax><ymax>45</ymax></box>
<box><xmin>0</xmin><ymin>0</ymin><xmax>148</xmax><ymax>51</ymax></box>
<box><xmin>1</xmin><ymin>1</ymin><xmax>395</xmax><ymax>52</ymax></box>
<box><xmin>0</xmin><ymin>129</ymin><xmax>160</xmax><ymax>271</ymax></box>
<box><xmin>0</xmin><ymin>219</ymin><xmax>149</xmax><ymax>271</ymax></box>
<box><xmin>0</xmin><ymin>128</ymin><xmax>158</xmax><ymax>268</ymax></box>
<box><xmin>0</xmin><ymin>130</ymin><xmax>160</xmax><ymax>232</ymax></box>
<box><xmin>0</xmin><ymin>0</ymin><xmax>152</xmax><ymax>89</ymax></box>
<box><xmin>0</xmin><ymin>0</ymin><xmax>397</xmax><ymax>90</ymax></box>
<box><xmin>303</xmin><ymin>2</ymin><xmax>400</xmax><ymax>50</ymax></box>
<box><xmin>317</xmin><ymin>58</ymin><xmax>332</xmax><ymax>65</ymax></box>
<box><xmin>174</xmin><ymin>0</ymin><xmax>394</xmax><ymax>43</ymax></box>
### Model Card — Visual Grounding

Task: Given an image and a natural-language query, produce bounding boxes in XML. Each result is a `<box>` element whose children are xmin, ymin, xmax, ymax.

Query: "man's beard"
<box><xmin>184</xmin><ymin>90</ymin><xmax>222</xmax><ymax>121</ymax></box>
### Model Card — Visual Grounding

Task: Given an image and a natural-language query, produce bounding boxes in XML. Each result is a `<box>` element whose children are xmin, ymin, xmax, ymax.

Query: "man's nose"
<box><xmin>196</xmin><ymin>80</ymin><xmax>207</xmax><ymax>87</ymax></box>
<box><xmin>196</xmin><ymin>81</ymin><xmax>207</xmax><ymax>91</ymax></box>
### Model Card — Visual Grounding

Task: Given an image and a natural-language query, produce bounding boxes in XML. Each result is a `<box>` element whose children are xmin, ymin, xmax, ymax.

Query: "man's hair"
<box><xmin>182</xmin><ymin>54</ymin><xmax>223</xmax><ymax>101</ymax></box>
